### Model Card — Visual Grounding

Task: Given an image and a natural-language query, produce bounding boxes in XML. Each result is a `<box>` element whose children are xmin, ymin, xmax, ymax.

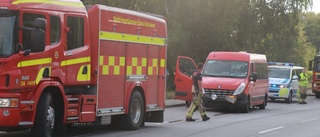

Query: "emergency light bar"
<box><xmin>268</xmin><ymin>62</ymin><xmax>294</xmax><ymax>66</ymax></box>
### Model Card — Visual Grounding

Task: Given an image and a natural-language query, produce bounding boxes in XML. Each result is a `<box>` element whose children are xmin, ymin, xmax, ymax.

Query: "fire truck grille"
<box><xmin>204</xmin><ymin>89</ymin><xmax>234</xmax><ymax>98</ymax></box>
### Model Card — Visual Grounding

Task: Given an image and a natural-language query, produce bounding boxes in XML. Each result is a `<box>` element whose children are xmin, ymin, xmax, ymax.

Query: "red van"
<box><xmin>174</xmin><ymin>52</ymin><xmax>269</xmax><ymax>113</ymax></box>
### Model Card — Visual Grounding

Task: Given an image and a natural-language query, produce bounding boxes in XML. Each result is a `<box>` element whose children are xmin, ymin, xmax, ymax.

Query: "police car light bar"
<box><xmin>268</xmin><ymin>62</ymin><xmax>294</xmax><ymax>66</ymax></box>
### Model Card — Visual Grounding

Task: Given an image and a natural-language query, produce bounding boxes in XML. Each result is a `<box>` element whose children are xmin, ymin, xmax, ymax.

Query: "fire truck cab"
<box><xmin>309</xmin><ymin>55</ymin><xmax>320</xmax><ymax>98</ymax></box>
<box><xmin>0</xmin><ymin>0</ymin><xmax>167</xmax><ymax>136</ymax></box>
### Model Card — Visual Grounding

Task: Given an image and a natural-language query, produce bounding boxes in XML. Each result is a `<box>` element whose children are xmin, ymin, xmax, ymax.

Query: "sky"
<box><xmin>309</xmin><ymin>0</ymin><xmax>320</xmax><ymax>13</ymax></box>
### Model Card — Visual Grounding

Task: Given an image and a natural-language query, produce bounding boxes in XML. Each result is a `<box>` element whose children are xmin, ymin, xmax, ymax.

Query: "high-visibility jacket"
<box><xmin>299</xmin><ymin>73</ymin><xmax>308</xmax><ymax>86</ymax></box>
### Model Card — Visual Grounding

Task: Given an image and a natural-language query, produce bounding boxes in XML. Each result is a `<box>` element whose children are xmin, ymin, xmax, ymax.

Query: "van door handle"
<box><xmin>176</xmin><ymin>79</ymin><xmax>182</xmax><ymax>82</ymax></box>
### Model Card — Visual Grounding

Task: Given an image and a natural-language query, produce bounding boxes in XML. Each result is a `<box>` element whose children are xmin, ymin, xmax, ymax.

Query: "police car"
<box><xmin>268</xmin><ymin>62</ymin><xmax>304</xmax><ymax>103</ymax></box>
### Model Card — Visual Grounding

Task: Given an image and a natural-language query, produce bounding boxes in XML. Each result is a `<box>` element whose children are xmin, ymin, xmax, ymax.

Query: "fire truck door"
<box><xmin>174</xmin><ymin>56</ymin><xmax>197</xmax><ymax>102</ymax></box>
<box><xmin>63</xmin><ymin>15</ymin><xmax>90</xmax><ymax>85</ymax></box>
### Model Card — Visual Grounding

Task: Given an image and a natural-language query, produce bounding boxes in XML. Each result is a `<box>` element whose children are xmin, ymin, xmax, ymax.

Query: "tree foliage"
<box><xmin>81</xmin><ymin>0</ymin><xmax>317</xmax><ymax>90</ymax></box>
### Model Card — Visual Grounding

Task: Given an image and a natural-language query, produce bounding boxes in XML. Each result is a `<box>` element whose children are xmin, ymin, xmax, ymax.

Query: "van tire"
<box><xmin>285</xmin><ymin>91</ymin><xmax>292</xmax><ymax>103</ymax></box>
<box><xmin>124</xmin><ymin>91</ymin><xmax>144</xmax><ymax>130</ymax></box>
<box><xmin>241</xmin><ymin>97</ymin><xmax>250</xmax><ymax>113</ymax></box>
<box><xmin>259</xmin><ymin>95</ymin><xmax>267</xmax><ymax>109</ymax></box>
<box><xmin>31</xmin><ymin>92</ymin><xmax>55</xmax><ymax>137</ymax></box>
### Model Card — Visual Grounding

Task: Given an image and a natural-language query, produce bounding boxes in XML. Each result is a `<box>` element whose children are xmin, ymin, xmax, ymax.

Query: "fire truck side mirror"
<box><xmin>308</xmin><ymin>60</ymin><xmax>313</xmax><ymax>71</ymax></box>
<box><xmin>30</xmin><ymin>18</ymin><xmax>46</xmax><ymax>53</ymax></box>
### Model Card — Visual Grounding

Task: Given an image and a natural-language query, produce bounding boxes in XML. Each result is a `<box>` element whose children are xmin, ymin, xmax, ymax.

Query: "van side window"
<box><xmin>254</xmin><ymin>63</ymin><xmax>268</xmax><ymax>79</ymax></box>
<box><xmin>50</xmin><ymin>16</ymin><xmax>60</xmax><ymax>45</ymax></box>
<box><xmin>22</xmin><ymin>13</ymin><xmax>46</xmax><ymax>50</ymax></box>
<box><xmin>179</xmin><ymin>58</ymin><xmax>197</xmax><ymax>76</ymax></box>
<box><xmin>66</xmin><ymin>16</ymin><xmax>84</xmax><ymax>50</ymax></box>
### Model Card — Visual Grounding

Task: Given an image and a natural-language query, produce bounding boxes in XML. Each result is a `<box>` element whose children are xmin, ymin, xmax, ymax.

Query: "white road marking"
<box><xmin>258</xmin><ymin>126</ymin><xmax>284</xmax><ymax>134</ymax></box>
<box><xmin>301</xmin><ymin>118</ymin><xmax>319</xmax><ymax>123</ymax></box>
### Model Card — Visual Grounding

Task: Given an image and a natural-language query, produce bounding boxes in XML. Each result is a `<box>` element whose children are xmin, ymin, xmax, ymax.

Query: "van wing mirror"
<box><xmin>250</xmin><ymin>72</ymin><xmax>258</xmax><ymax>82</ymax></box>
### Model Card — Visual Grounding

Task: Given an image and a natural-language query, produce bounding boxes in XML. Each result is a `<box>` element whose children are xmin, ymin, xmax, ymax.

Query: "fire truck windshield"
<box><xmin>0</xmin><ymin>13</ymin><xmax>18</xmax><ymax>57</ymax></box>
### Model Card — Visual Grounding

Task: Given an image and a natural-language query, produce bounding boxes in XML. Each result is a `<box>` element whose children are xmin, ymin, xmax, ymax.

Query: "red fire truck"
<box><xmin>0</xmin><ymin>0</ymin><xmax>167</xmax><ymax>136</ymax></box>
<box><xmin>309</xmin><ymin>55</ymin><xmax>320</xmax><ymax>98</ymax></box>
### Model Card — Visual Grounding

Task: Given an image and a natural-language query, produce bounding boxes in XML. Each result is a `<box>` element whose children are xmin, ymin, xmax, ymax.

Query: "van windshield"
<box><xmin>268</xmin><ymin>67</ymin><xmax>290</xmax><ymax>79</ymax></box>
<box><xmin>202</xmin><ymin>60</ymin><xmax>248</xmax><ymax>78</ymax></box>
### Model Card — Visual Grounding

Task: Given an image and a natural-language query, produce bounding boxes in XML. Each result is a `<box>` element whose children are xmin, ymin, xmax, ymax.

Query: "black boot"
<box><xmin>186</xmin><ymin>118</ymin><xmax>196</xmax><ymax>122</ymax></box>
<box><xmin>202</xmin><ymin>115</ymin><xmax>210</xmax><ymax>121</ymax></box>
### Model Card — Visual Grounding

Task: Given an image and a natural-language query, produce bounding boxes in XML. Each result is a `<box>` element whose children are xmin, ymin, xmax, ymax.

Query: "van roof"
<box><xmin>207</xmin><ymin>52</ymin><xmax>266</xmax><ymax>62</ymax></box>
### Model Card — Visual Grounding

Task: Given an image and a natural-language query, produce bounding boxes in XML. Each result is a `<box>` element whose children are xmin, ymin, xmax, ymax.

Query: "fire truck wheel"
<box><xmin>31</xmin><ymin>92</ymin><xmax>55</xmax><ymax>137</ymax></box>
<box><xmin>126</xmin><ymin>91</ymin><xmax>144</xmax><ymax>130</ymax></box>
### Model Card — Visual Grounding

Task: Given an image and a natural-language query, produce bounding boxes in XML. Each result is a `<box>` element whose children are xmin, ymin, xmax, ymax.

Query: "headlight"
<box><xmin>0</xmin><ymin>98</ymin><xmax>18</xmax><ymax>107</ymax></box>
<box><xmin>233</xmin><ymin>82</ymin><xmax>246</xmax><ymax>95</ymax></box>
<box><xmin>279</xmin><ymin>84</ymin><xmax>288</xmax><ymax>88</ymax></box>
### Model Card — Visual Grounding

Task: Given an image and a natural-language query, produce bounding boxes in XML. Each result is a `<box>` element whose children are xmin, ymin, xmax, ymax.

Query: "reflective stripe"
<box><xmin>36</xmin><ymin>67</ymin><xmax>51</xmax><ymax>84</ymax></box>
<box><xmin>77</xmin><ymin>65</ymin><xmax>90</xmax><ymax>81</ymax></box>
<box><xmin>17</xmin><ymin>58</ymin><xmax>51</xmax><ymax>67</ymax></box>
<box><xmin>12</xmin><ymin>0</ymin><xmax>84</xmax><ymax>7</ymax></box>
<box><xmin>99</xmin><ymin>31</ymin><xmax>166</xmax><ymax>46</ymax></box>
<box><xmin>61</xmin><ymin>57</ymin><xmax>90</xmax><ymax>66</ymax></box>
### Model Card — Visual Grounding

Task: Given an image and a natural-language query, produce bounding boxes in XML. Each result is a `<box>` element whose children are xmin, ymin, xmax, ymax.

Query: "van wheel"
<box><xmin>31</xmin><ymin>92</ymin><xmax>55</xmax><ymax>137</ymax></box>
<box><xmin>285</xmin><ymin>91</ymin><xmax>292</xmax><ymax>103</ymax></box>
<box><xmin>315</xmin><ymin>93</ymin><xmax>320</xmax><ymax>98</ymax></box>
<box><xmin>259</xmin><ymin>95</ymin><xmax>267</xmax><ymax>109</ymax></box>
<box><xmin>124</xmin><ymin>91</ymin><xmax>144</xmax><ymax>130</ymax></box>
<box><xmin>241</xmin><ymin>97</ymin><xmax>250</xmax><ymax>113</ymax></box>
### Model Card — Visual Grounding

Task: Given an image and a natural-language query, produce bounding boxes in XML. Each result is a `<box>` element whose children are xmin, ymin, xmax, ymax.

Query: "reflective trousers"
<box><xmin>186</xmin><ymin>92</ymin><xmax>206</xmax><ymax>118</ymax></box>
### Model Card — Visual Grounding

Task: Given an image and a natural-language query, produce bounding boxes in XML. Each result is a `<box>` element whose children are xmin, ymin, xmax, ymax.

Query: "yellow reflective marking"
<box><xmin>148</xmin><ymin>67</ymin><xmax>153</xmax><ymax>75</ymax></box>
<box><xmin>120</xmin><ymin>57</ymin><xmax>125</xmax><ymax>66</ymax></box>
<box><xmin>127</xmin><ymin>66</ymin><xmax>132</xmax><ymax>75</ymax></box>
<box><xmin>114</xmin><ymin>66</ymin><xmax>120</xmax><ymax>75</ymax></box>
<box><xmin>36</xmin><ymin>67</ymin><xmax>51</xmax><ymax>84</ymax></box>
<box><xmin>132</xmin><ymin>57</ymin><xmax>137</xmax><ymax>66</ymax></box>
<box><xmin>99</xmin><ymin>31</ymin><xmax>166</xmax><ymax>46</ymax></box>
<box><xmin>77</xmin><ymin>65</ymin><xmax>90</xmax><ymax>81</ymax></box>
<box><xmin>12</xmin><ymin>0</ymin><xmax>84</xmax><ymax>7</ymax></box>
<box><xmin>152</xmin><ymin>59</ymin><xmax>158</xmax><ymax>67</ymax></box>
<box><xmin>61</xmin><ymin>57</ymin><xmax>90</xmax><ymax>66</ymax></box>
<box><xmin>100</xmin><ymin>56</ymin><xmax>104</xmax><ymax>65</ymax></box>
<box><xmin>142</xmin><ymin>58</ymin><xmax>147</xmax><ymax>66</ymax></box>
<box><xmin>102</xmin><ymin>65</ymin><xmax>109</xmax><ymax>75</ymax></box>
<box><xmin>161</xmin><ymin>59</ymin><xmax>165</xmax><ymax>67</ymax></box>
<box><xmin>17</xmin><ymin>58</ymin><xmax>51</xmax><ymax>67</ymax></box>
<box><xmin>137</xmin><ymin>66</ymin><xmax>142</xmax><ymax>75</ymax></box>
<box><xmin>108</xmin><ymin>56</ymin><xmax>115</xmax><ymax>65</ymax></box>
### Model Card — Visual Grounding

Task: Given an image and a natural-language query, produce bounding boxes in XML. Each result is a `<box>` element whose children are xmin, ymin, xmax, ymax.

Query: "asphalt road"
<box><xmin>2</xmin><ymin>95</ymin><xmax>320</xmax><ymax>137</ymax></box>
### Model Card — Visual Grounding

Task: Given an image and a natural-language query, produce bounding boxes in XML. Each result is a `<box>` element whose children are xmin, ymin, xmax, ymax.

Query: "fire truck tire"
<box><xmin>315</xmin><ymin>93</ymin><xmax>320</xmax><ymax>98</ymax></box>
<box><xmin>125</xmin><ymin>91</ymin><xmax>144</xmax><ymax>130</ymax></box>
<box><xmin>31</xmin><ymin>92</ymin><xmax>55</xmax><ymax>137</ymax></box>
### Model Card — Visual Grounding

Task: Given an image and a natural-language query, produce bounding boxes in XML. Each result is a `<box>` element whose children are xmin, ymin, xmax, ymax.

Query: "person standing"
<box><xmin>298</xmin><ymin>68</ymin><xmax>309</xmax><ymax>104</ymax></box>
<box><xmin>186</xmin><ymin>63</ymin><xmax>210</xmax><ymax>121</ymax></box>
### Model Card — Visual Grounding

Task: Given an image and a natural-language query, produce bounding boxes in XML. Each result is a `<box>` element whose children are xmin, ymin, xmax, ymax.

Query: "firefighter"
<box><xmin>186</xmin><ymin>63</ymin><xmax>210</xmax><ymax>122</ymax></box>
<box><xmin>298</xmin><ymin>68</ymin><xmax>308</xmax><ymax>104</ymax></box>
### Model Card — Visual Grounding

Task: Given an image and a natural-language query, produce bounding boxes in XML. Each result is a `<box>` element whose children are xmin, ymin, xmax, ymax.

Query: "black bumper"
<box><xmin>202</xmin><ymin>93</ymin><xmax>248</xmax><ymax>109</ymax></box>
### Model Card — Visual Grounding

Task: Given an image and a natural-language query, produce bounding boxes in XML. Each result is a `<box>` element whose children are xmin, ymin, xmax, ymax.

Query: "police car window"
<box><xmin>203</xmin><ymin>60</ymin><xmax>248</xmax><ymax>78</ymax></box>
<box><xmin>268</xmin><ymin>67</ymin><xmax>290</xmax><ymax>79</ymax></box>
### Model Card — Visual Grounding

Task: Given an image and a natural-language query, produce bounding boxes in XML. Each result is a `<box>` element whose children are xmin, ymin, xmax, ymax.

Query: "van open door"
<box><xmin>174</xmin><ymin>56</ymin><xmax>197</xmax><ymax>102</ymax></box>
